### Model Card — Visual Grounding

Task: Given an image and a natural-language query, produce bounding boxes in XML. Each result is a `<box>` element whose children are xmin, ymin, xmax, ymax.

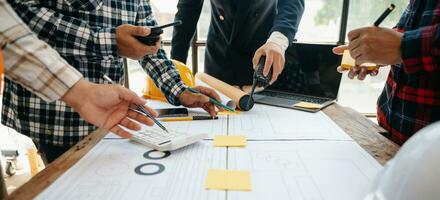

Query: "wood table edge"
<box><xmin>323</xmin><ymin>104</ymin><xmax>400</xmax><ymax>165</ymax></box>
<box><xmin>7</xmin><ymin>128</ymin><xmax>109</xmax><ymax>200</ymax></box>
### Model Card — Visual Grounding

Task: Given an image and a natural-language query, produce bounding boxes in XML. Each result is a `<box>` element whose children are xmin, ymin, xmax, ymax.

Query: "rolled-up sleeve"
<box><xmin>0</xmin><ymin>0</ymin><xmax>82</xmax><ymax>102</ymax></box>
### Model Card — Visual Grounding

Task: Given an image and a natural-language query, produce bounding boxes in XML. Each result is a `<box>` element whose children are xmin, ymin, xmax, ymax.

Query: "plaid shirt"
<box><xmin>377</xmin><ymin>0</ymin><xmax>440</xmax><ymax>145</ymax></box>
<box><xmin>0</xmin><ymin>0</ymin><xmax>82</xmax><ymax>102</ymax></box>
<box><xmin>3</xmin><ymin>0</ymin><xmax>186</xmax><ymax>146</ymax></box>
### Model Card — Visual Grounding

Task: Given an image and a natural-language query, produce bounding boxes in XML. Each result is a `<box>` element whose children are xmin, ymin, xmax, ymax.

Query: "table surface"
<box><xmin>6</xmin><ymin>103</ymin><xmax>400</xmax><ymax>200</ymax></box>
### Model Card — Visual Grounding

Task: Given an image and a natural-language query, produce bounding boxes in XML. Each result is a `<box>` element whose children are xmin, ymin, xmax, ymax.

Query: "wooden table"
<box><xmin>6</xmin><ymin>104</ymin><xmax>400</xmax><ymax>200</ymax></box>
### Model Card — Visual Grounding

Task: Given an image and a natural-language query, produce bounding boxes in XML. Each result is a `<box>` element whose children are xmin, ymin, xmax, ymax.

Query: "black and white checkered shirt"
<box><xmin>3</xmin><ymin>0</ymin><xmax>186</xmax><ymax>146</ymax></box>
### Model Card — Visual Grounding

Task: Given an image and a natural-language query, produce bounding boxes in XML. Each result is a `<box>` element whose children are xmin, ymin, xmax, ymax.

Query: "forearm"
<box><xmin>401</xmin><ymin>24</ymin><xmax>440</xmax><ymax>74</ymax></box>
<box><xmin>7</xmin><ymin>0</ymin><xmax>117</xmax><ymax>59</ymax></box>
<box><xmin>140</xmin><ymin>49</ymin><xmax>187</xmax><ymax>105</ymax></box>
<box><xmin>270</xmin><ymin>0</ymin><xmax>304</xmax><ymax>44</ymax></box>
<box><xmin>170</xmin><ymin>0</ymin><xmax>204</xmax><ymax>63</ymax></box>
<box><xmin>0</xmin><ymin>0</ymin><xmax>82</xmax><ymax>102</ymax></box>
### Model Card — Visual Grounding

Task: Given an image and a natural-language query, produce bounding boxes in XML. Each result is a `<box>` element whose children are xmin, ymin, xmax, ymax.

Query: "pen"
<box><xmin>360</xmin><ymin>4</ymin><xmax>396</xmax><ymax>72</ymax></box>
<box><xmin>102</xmin><ymin>74</ymin><xmax>169</xmax><ymax>133</ymax></box>
<box><xmin>160</xmin><ymin>116</ymin><xmax>219</xmax><ymax>122</ymax></box>
<box><xmin>186</xmin><ymin>87</ymin><xmax>235</xmax><ymax>112</ymax></box>
<box><xmin>374</xmin><ymin>4</ymin><xmax>395</xmax><ymax>26</ymax></box>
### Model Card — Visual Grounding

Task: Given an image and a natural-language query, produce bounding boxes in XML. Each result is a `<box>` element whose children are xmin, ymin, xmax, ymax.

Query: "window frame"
<box><xmin>159</xmin><ymin>0</ymin><xmax>381</xmax><ymax>116</ymax></box>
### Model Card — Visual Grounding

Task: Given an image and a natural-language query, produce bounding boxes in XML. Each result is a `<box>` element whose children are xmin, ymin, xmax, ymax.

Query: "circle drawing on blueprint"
<box><xmin>96</xmin><ymin>162</ymin><xmax>130</xmax><ymax>176</ymax></box>
<box><xmin>104</xmin><ymin>145</ymin><xmax>139</xmax><ymax>161</ymax></box>
<box><xmin>143</xmin><ymin>150</ymin><xmax>171</xmax><ymax>160</ymax></box>
<box><xmin>134</xmin><ymin>163</ymin><xmax>165</xmax><ymax>176</ymax></box>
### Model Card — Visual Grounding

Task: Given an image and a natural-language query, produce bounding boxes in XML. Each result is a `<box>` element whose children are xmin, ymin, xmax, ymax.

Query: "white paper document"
<box><xmin>228</xmin><ymin>104</ymin><xmax>352</xmax><ymax>140</ymax></box>
<box><xmin>228</xmin><ymin>141</ymin><xmax>381</xmax><ymax>200</ymax></box>
<box><xmin>36</xmin><ymin>140</ymin><xmax>226</xmax><ymax>200</ymax></box>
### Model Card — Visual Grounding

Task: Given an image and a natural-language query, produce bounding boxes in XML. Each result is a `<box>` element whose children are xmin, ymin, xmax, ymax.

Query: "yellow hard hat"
<box><xmin>143</xmin><ymin>59</ymin><xmax>195</xmax><ymax>102</ymax></box>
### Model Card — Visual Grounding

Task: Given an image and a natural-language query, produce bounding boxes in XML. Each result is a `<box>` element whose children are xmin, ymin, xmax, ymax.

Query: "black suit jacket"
<box><xmin>171</xmin><ymin>0</ymin><xmax>304</xmax><ymax>85</ymax></box>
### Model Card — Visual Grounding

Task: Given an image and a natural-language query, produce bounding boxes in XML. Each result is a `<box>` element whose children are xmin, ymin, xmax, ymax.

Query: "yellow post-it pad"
<box><xmin>341</xmin><ymin>50</ymin><xmax>377</xmax><ymax>70</ymax></box>
<box><xmin>292</xmin><ymin>102</ymin><xmax>322</xmax><ymax>109</ymax></box>
<box><xmin>213</xmin><ymin>135</ymin><xmax>247</xmax><ymax>147</ymax></box>
<box><xmin>205</xmin><ymin>169</ymin><xmax>252</xmax><ymax>191</ymax></box>
<box><xmin>218</xmin><ymin>110</ymin><xmax>241</xmax><ymax>116</ymax></box>
<box><xmin>341</xmin><ymin>50</ymin><xmax>356</xmax><ymax>69</ymax></box>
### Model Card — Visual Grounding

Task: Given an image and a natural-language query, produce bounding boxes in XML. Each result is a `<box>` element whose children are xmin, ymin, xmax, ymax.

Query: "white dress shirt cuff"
<box><xmin>266</xmin><ymin>31</ymin><xmax>289</xmax><ymax>52</ymax></box>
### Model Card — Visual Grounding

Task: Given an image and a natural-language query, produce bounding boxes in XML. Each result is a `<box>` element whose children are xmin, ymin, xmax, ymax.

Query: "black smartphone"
<box><xmin>136</xmin><ymin>20</ymin><xmax>183</xmax><ymax>46</ymax></box>
<box><xmin>156</xmin><ymin>108</ymin><xmax>189</xmax><ymax>118</ymax></box>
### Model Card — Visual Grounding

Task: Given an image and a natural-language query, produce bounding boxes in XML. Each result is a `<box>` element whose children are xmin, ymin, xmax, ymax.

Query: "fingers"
<box><xmin>194</xmin><ymin>86</ymin><xmax>222</xmax><ymax>103</ymax></box>
<box><xmin>182</xmin><ymin>87</ymin><xmax>222</xmax><ymax>115</ymax></box>
<box><xmin>348</xmin><ymin>66</ymin><xmax>361</xmax><ymax>79</ymax></box>
<box><xmin>370</xmin><ymin>69</ymin><xmax>379</xmax><ymax>76</ymax></box>
<box><xmin>357</xmin><ymin>67</ymin><xmax>368</xmax><ymax>80</ymax></box>
<box><xmin>116</xmin><ymin>86</ymin><xmax>147</xmax><ymax>106</ymax></box>
<box><xmin>347</xmin><ymin>28</ymin><xmax>362</xmax><ymax>41</ymax></box>
<box><xmin>195</xmin><ymin>86</ymin><xmax>225</xmax><ymax>112</ymax></box>
<box><xmin>332</xmin><ymin>45</ymin><xmax>348</xmax><ymax>55</ymax></box>
<box><xmin>202</xmin><ymin>103</ymin><xmax>218</xmax><ymax>116</ymax></box>
<box><xmin>263</xmin><ymin>54</ymin><xmax>274</xmax><ymax>76</ymax></box>
<box><xmin>343</xmin><ymin>66</ymin><xmax>378</xmax><ymax>80</ymax></box>
<box><xmin>111</xmin><ymin>126</ymin><xmax>132</xmax><ymax>139</ymax></box>
<box><xmin>155</xmin><ymin>37</ymin><xmax>162</xmax><ymax>49</ymax></box>
<box><xmin>193</xmin><ymin>93</ymin><xmax>210</xmax><ymax>104</ymax></box>
<box><xmin>270</xmin><ymin>55</ymin><xmax>283</xmax><ymax>84</ymax></box>
<box><xmin>130</xmin><ymin>26</ymin><xmax>151</xmax><ymax>36</ymax></box>
<box><xmin>350</xmin><ymin>47</ymin><xmax>362</xmax><ymax>60</ymax></box>
<box><xmin>348</xmin><ymin>39</ymin><xmax>362</xmax><ymax>59</ymax></box>
<box><xmin>127</xmin><ymin>110</ymin><xmax>155</xmax><ymax>126</ymax></box>
<box><xmin>119</xmin><ymin>117</ymin><xmax>141</xmax><ymax>131</ymax></box>
<box><xmin>337</xmin><ymin>66</ymin><xmax>348</xmax><ymax>73</ymax></box>
<box><xmin>252</xmin><ymin>50</ymin><xmax>263</xmax><ymax>69</ymax></box>
<box><xmin>144</xmin><ymin>106</ymin><xmax>159</xmax><ymax>117</ymax></box>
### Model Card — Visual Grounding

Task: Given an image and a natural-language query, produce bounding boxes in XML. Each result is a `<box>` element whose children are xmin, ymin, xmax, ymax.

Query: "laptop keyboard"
<box><xmin>258</xmin><ymin>91</ymin><xmax>331</xmax><ymax>104</ymax></box>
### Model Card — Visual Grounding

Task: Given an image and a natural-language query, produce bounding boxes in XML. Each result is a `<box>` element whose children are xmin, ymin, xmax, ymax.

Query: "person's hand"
<box><xmin>347</xmin><ymin>27</ymin><xmax>403</xmax><ymax>65</ymax></box>
<box><xmin>252</xmin><ymin>42</ymin><xmax>286</xmax><ymax>84</ymax></box>
<box><xmin>116</xmin><ymin>24</ymin><xmax>161</xmax><ymax>60</ymax></box>
<box><xmin>61</xmin><ymin>79</ymin><xmax>158</xmax><ymax>138</ymax></box>
<box><xmin>178</xmin><ymin>86</ymin><xmax>224</xmax><ymax>116</ymax></box>
<box><xmin>332</xmin><ymin>45</ymin><xmax>379</xmax><ymax>80</ymax></box>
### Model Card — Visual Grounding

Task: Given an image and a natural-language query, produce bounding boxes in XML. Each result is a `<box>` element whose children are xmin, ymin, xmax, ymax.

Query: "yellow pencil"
<box><xmin>160</xmin><ymin>116</ymin><xmax>218</xmax><ymax>122</ymax></box>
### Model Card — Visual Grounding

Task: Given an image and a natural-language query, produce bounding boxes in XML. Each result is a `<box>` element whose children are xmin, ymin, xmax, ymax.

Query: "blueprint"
<box><xmin>37</xmin><ymin>140</ymin><xmax>380</xmax><ymax>200</ymax></box>
<box><xmin>36</xmin><ymin>140</ymin><xmax>226</xmax><ymax>200</ymax></box>
<box><xmin>42</xmin><ymin>100</ymin><xmax>384</xmax><ymax>200</ymax></box>
<box><xmin>228</xmin><ymin>141</ymin><xmax>381</xmax><ymax>200</ymax></box>
<box><xmin>228</xmin><ymin>104</ymin><xmax>352</xmax><ymax>140</ymax></box>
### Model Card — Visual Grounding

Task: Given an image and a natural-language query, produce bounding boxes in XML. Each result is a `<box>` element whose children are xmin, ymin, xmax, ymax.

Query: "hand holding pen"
<box><xmin>332</xmin><ymin>4</ymin><xmax>401</xmax><ymax>80</ymax></box>
<box><xmin>102</xmin><ymin>74</ymin><xmax>169</xmax><ymax>133</ymax></box>
<box><xmin>178</xmin><ymin>86</ymin><xmax>226</xmax><ymax>116</ymax></box>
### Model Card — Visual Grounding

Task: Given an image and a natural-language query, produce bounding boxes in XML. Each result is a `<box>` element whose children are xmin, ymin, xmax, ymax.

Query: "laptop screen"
<box><xmin>268</xmin><ymin>43</ymin><xmax>342</xmax><ymax>99</ymax></box>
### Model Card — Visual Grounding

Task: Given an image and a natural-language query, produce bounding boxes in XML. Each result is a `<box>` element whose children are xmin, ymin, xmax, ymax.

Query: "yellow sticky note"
<box><xmin>205</xmin><ymin>169</ymin><xmax>252</xmax><ymax>191</ymax></box>
<box><xmin>213</xmin><ymin>135</ymin><xmax>247</xmax><ymax>147</ymax></box>
<box><xmin>293</xmin><ymin>102</ymin><xmax>322</xmax><ymax>109</ymax></box>
<box><xmin>341</xmin><ymin>50</ymin><xmax>377</xmax><ymax>70</ymax></box>
<box><xmin>218</xmin><ymin>110</ymin><xmax>241</xmax><ymax>116</ymax></box>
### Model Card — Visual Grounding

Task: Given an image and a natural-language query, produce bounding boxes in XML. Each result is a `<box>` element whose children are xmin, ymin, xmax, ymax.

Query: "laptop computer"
<box><xmin>253</xmin><ymin>43</ymin><xmax>342</xmax><ymax>113</ymax></box>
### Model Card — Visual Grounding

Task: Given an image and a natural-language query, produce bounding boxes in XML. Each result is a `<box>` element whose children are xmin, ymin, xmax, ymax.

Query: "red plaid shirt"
<box><xmin>377</xmin><ymin>0</ymin><xmax>440</xmax><ymax>145</ymax></box>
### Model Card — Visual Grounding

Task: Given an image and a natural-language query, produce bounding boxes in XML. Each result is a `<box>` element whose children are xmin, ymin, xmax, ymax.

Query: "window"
<box><xmin>297</xmin><ymin>0</ymin><xmax>407</xmax><ymax>114</ymax></box>
<box><xmin>128</xmin><ymin>0</ymin><xmax>409</xmax><ymax>115</ymax></box>
<box><xmin>338</xmin><ymin>0</ymin><xmax>407</xmax><ymax>113</ymax></box>
<box><xmin>296</xmin><ymin>0</ymin><xmax>342</xmax><ymax>43</ymax></box>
